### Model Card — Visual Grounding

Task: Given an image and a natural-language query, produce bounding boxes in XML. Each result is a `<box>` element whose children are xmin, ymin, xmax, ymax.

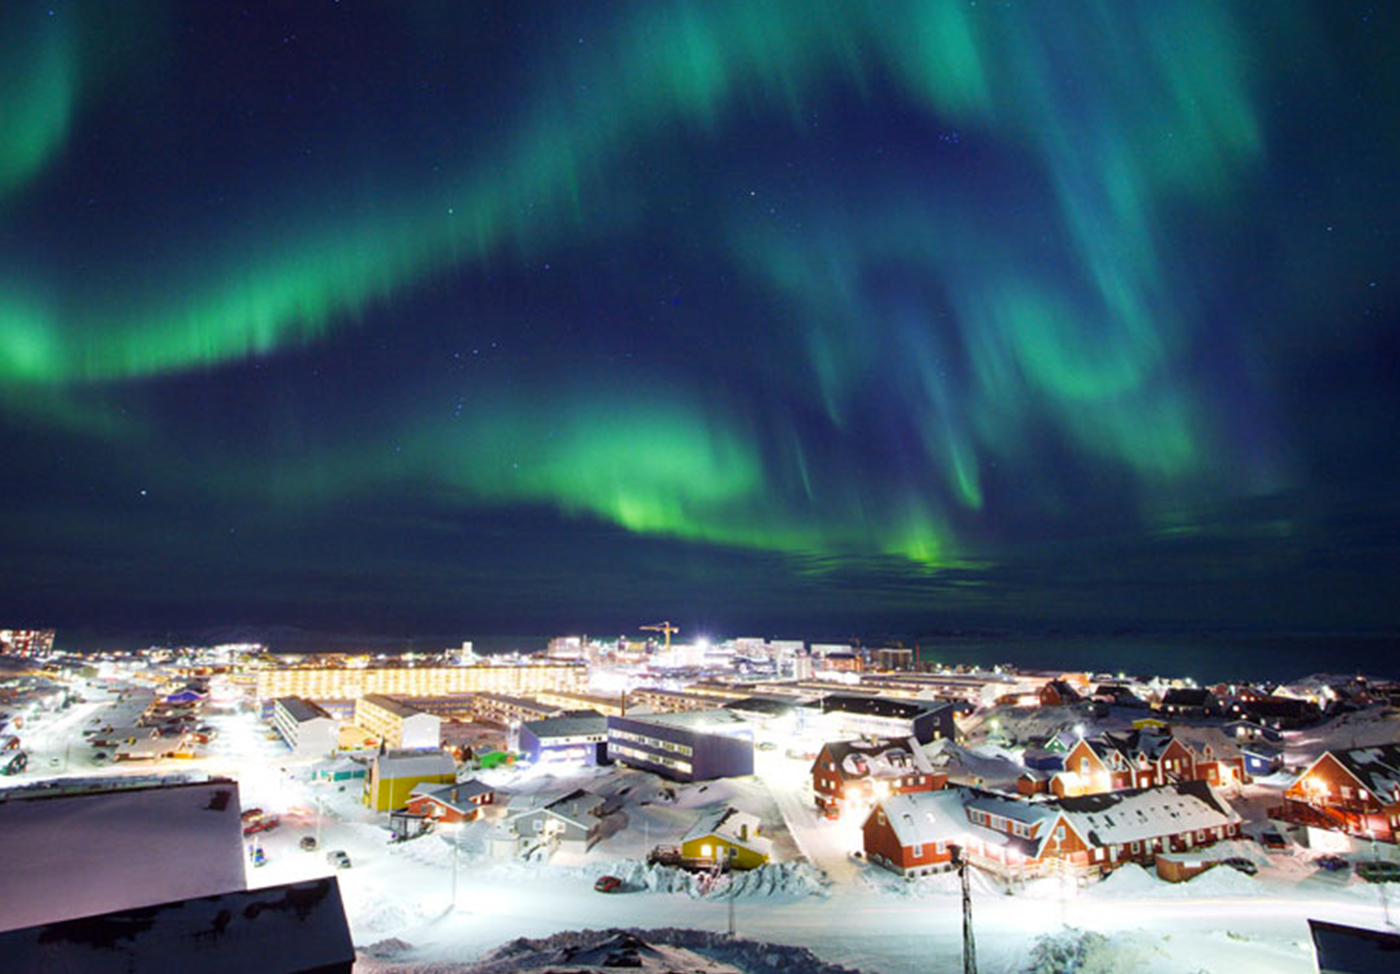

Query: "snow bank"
<box><xmin>609</xmin><ymin>861</ymin><xmax>830</xmax><ymax>900</ymax></box>
<box><xmin>1023</xmin><ymin>927</ymin><xmax>1147</xmax><ymax>974</ymax></box>
<box><xmin>370</xmin><ymin>927</ymin><xmax>869</xmax><ymax>974</ymax></box>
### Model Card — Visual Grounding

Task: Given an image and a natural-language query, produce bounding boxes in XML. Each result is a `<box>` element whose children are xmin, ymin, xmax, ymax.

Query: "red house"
<box><xmin>1058</xmin><ymin>729</ymin><xmax>1217</xmax><ymax>797</ymax></box>
<box><xmin>811</xmin><ymin>738</ymin><xmax>945</xmax><ymax>820</ymax></box>
<box><xmin>1038</xmin><ymin>680</ymin><xmax>1081</xmax><ymax>708</ymax></box>
<box><xmin>863</xmin><ymin>781</ymin><xmax>1242</xmax><ymax>880</ymax></box>
<box><xmin>1276</xmin><ymin>745</ymin><xmax>1400</xmax><ymax>843</ymax></box>
<box><xmin>402</xmin><ymin>779</ymin><xmax>495</xmax><ymax>823</ymax></box>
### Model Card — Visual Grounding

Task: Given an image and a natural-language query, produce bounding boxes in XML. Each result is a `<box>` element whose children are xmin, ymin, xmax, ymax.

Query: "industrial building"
<box><xmin>606</xmin><ymin>710</ymin><xmax>754</xmax><ymax>781</ymax></box>
<box><xmin>354</xmin><ymin>694</ymin><xmax>441</xmax><ymax>750</ymax></box>
<box><xmin>515</xmin><ymin>712</ymin><xmax>609</xmax><ymax>765</ymax></box>
<box><xmin>272</xmin><ymin>697</ymin><xmax>339</xmax><ymax>756</ymax></box>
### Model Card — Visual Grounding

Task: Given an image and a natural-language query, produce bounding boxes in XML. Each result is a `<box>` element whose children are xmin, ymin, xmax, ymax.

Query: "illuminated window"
<box><xmin>701</xmin><ymin>843</ymin><xmax>712</xmax><ymax>858</ymax></box>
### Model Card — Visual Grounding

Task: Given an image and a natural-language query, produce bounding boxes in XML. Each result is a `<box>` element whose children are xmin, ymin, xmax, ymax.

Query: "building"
<box><xmin>680</xmin><ymin>807</ymin><xmax>771</xmax><ymax>870</ymax></box>
<box><xmin>1241</xmin><ymin>743</ymin><xmax>1284</xmax><ymax>777</ymax></box>
<box><xmin>811</xmin><ymin>738</ymin><xmax>944</xmax><ymax>820</ymax></box>
<box><xmin>0</xmin><ymin>630</ymin><xmax>55</xmax><ymax>657</ymax></box>
<box><xmin>470</xmin><ymin>692</ymin><xmax>562</xmax><ymax>727</ymax></box>
<box><xmin>363</xmin><ymin>749</ymin><xmax>457</xmax><ymax>811</ymax></box>
<box><xmin>403</xmin><ymin>780</ymin><xmax>495</xmax><ymax>823</ymax></box>
<box><xmin>628</xmin><ymin>687</ymin><xmax>720</xmax><ymax>713</ymax></box>
<box><xmin>0</xmin><ymin>878</ymin><xmax>354</xmax><ymax>974</ymax></box>
<box><xmin>516</xmin><ymin>712</ymin><xmax>609</xmax><ymax>766</ymax></box>
<box><xmin>1059</xmin><ymin>729</ymin><xmax>1200</xmax><ymax>796</ymax></box>
<box><xmin>0</xmin><ymin>779</ymin><xmax>247</xmax><ymax>933</ymax></box>
<box><xmin>355</xmin><ymin>694</ymin><xmax>441</xmax><ymax>750</ymax></box>
<box><xmin>872</xmin><ymin>647</ymin><xmax>915</xmax><ymax>672</ymax></box>
<box><xmin>1275</xmin><ymin>744</ymin><xmax>1400</xmax><ymax>844</ymax></box>
<box><xmin>864</xmin><ymin>781</ymin><xmax>1242</xmax><ymax>880</ymax></box>
<box><xmin>1157</xmin><ymin>688</ymin><xmax>1219</xmax><ymax>718</ymax></box>
<box><xmin>250</xmin><ymin>661</ymin><xmax>585</xmax><ymax>703</ymax></box>
<box><xmin>534</xmin><ymin>689</ymin><xmax>628</xmax><ymax>717</ymax></box>
<box><xmin>494</xmin><ymin>789</ymin><xmax>606</xmax><ymax>856</ymax></box>
<box><xmin>1038</xmin><ymin>680</ymin><xmax>1082</xmax><ymax>708</ymax></box>
<box><xmin>272</xmin><ymin>697</ymin><xmax>339</xmax><ymax>756</ymax></box>
<box><xmin>1308</xmin><ymin>918</ymin><xmax>1400</xmax><ymax>974</ymax></box>
<box><xmin>819</xmin><ymin>694</ymin><xmax>956</xmax><ymax>745</ymax></box>
<box><xmin>607</xmin><ymin>710</ymin><xmax>754</xmax><ymax>781</ymax></box>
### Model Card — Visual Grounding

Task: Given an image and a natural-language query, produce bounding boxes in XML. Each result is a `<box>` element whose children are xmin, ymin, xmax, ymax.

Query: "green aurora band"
<box><xmin>0</xmin><ymin>0</ymin><xmax>1363</xmax><ymax>583</ymax></box>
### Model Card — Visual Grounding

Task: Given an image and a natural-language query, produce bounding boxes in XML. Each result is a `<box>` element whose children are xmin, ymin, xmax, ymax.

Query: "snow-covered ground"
<box><xmin>5</xmin><ymin>683</ymin><xmax>1399</xmax><ymax>973</ymax></box>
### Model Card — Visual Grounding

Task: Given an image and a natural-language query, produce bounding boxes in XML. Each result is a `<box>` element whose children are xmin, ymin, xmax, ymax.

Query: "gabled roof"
<box><xmin>1042</xmin><ymin>680</ymin><xmax>1081</xmax><ymax>701</ymax></box>
<box><xmin>1162</xmin><ymin>688</ymin><xmax>1214</xmax><ymax>706</ymax></box>
<box><xmin>682</xmin><ymin>806</ymin><xmax>772</xmax><ymax>858</ymax></box>
<box><xmin>1055</xmin><ymin>780</ymin><xmax>1239</xmax><ymax>847</ymax></box>
<box><xmin>817</xmin><ymin>737</ymin><xmax>933</xmax><ymax>781</ymax></box>
<box><xmin>1328</xmin><ymin>744</ymin><xmax>1400</xmax><ymax>798</ymax></box>
<box><xmin>408</xmin><ymin>779</ymin><xmax>494</xmax><ymax>812</ymax></box>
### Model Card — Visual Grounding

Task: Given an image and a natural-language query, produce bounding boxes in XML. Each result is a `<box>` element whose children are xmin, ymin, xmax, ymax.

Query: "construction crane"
<box><xmin>640</xmin><ymin>621</ymin><xmax>679</xmax><ymax>651</ymax></box>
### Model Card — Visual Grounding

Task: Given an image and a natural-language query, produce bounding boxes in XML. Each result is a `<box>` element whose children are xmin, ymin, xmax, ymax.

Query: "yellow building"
<box><xmin>251</xmin><ymin>661</ymin><xmax>585</xmax><ymax>702</ymax></box>
<box><xmin>355</xmin><ymin>694</ymin><xmax>441</xmax><ymax>750</ymax></box>
<box><xmin>363</xmin><ymin>749</ymin><xmax>457</xmax><ymax>811</ymax></box>
<box><xmin>534</xmin><ymin>689</ymin><xmax>627</xmax><ymax>717</ymax></box>
<box><xmin>680</xmin><ymin>807</ymin><xmax>771</xmax><ymax>871</ymax></box>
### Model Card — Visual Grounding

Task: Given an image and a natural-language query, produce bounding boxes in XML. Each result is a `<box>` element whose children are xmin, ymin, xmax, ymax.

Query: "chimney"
<box><xmin>451</xmin><ymin>787</ymin><xmax>459</xmax><ymax>803</ymax></box>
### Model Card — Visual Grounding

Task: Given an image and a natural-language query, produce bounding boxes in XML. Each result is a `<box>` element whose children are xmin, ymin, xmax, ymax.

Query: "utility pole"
<box><xmin>451</xmin><ymin>826</ymin><xmax>460</xmax><ymax>909</ymax></box>
<box><xmin>727</xmin><ymin>847</ymin><xmax>737</xmax><ymax>938</ymax></box>
<box><xmin>951</xmin><ymin>844</ymin><xmax>977</xmax><ymax>974</ymax></box>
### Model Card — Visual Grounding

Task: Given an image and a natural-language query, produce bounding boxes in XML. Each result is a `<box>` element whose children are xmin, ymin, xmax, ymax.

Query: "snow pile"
<box><xmin>609</xmin><ymin>860</ymin><xmax>830</xmax><ymax>900</ymax></box>
<box><xmin>1023</xmin><ymin>927</ymin><xmax>1146</xmax><ymax>974</ymax></box>
<box><xmin>1092</xmin><ymin>863</ymin><xmax>1158</xmax><ymax>896</ymax></box>
<box><xmin>363</xmin><ymin>927</ymin><xmax>868</xmax><ymax>974</ymax></box>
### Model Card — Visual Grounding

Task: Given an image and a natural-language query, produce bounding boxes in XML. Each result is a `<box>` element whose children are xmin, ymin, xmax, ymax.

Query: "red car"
<box><xmin>242</xmin><ymin>814</ymin><xmax>280</xmax><ymax>836</ymax></box>
<box><xmin>593</xmin><ymin>875</ymin><xmax>623</xmax><ymax>893</ymax></box>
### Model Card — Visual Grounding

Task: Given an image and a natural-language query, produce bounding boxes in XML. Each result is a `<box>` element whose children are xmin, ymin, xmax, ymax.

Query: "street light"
<box><xmin>948</xmin><ymin>844</ymin><xmax>977</xmax><ymax>974</ymax></box>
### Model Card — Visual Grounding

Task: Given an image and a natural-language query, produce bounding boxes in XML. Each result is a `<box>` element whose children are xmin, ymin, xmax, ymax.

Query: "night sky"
<box><xmin>1</xmin><ymin>1</ymin><xmax>1397</xmax><ymax>642</ymax></box>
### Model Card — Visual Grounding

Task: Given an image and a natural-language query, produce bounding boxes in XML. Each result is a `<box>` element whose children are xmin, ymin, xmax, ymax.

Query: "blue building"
<box><xmin>516</xmin><ymin>712</ymin><xmax>609</xmax><ymax>766</ymax></box>
<box><xmin>607</xmin><ymin>710</ymin><xmax>754</xmax><ymax>781</ymax></box>
<box><xmin>1241</xmin><ymin>743</ymin><xmax>1284</xmax><ymax>776</ymax></box>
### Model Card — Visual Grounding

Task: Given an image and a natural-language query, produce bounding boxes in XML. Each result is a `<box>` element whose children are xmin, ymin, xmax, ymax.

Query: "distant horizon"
<box><xmin>35</xmin><ymin>625</ymin><xmax>1400</xmax><ymax>685</ymax></box>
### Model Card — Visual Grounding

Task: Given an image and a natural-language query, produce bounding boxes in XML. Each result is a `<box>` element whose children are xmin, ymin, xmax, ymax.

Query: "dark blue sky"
<box><xmin>0</xmin><ymin>1</ymin><xmax>1396</xmax><ymax>642</ymax></box>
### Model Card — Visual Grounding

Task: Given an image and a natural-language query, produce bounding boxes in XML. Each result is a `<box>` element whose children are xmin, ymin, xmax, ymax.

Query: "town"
<box><xmin>1</xmin><ymin>626</ymin><xmax>1396</xmax><ymax>973</ymax></box>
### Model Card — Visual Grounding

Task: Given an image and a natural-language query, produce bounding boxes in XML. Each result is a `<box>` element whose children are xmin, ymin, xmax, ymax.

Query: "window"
<box><xmin>1055</xmin><ymin>826</ymin><xmax>1066</xmax><ymax>840</ymax></box>
<box><xmin>1131</xmin><ymin>842</ymin><xmax>1140</xmax><ymax>853</ymax></box>
<box><xmin>913</xmin><ymin>844</ymin><xmax>923</xmax><ymax>857</ymax></box>
<box><xmin>1080</xmin><ymin>758</ymin><xmax>1090</xmax><ymax>775</ymax></box>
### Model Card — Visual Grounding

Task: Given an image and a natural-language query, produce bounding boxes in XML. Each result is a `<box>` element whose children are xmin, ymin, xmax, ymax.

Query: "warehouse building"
<box><xmin>820</xmin><ymin>694</ymin><xmax>956</xmax><ymax>745</ymax></box>
<box><xmin>272</xmin><ymin>697</ymin><xmax>339</xmax><ymax>756</ymax></box>
<box><xmin>606</xmin><ymin>710</ymin><xmax>753</xmax><ymax>781</ymax></box>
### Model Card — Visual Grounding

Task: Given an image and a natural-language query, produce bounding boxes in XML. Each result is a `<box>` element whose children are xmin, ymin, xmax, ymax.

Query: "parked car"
<box><xmin>1</xmin><ymin>752</ymin><xmax>27</xmax><ymax>775</ymax></box>
<box><xmin>242</xmin><ymin>813</ymin><xmax>280</xmax><ymax>836</ymax></box>
<box><xmin>1259</xmin><ymin>830</ymin><xmax>1287</xmax><ymax>850</ymax></box>
<box><xmin>92</xmin><ymin>752</ymin><xmax>107</xmax><ymax>762</ymax></box>
<box><xmin>249</xmin><ymin>846</ymin><xmax>267</xmax><ymax>868</ymax></box>
<box><xmin>593</xmin><ymin>875</ymin><xmax>623</xmax><ymax>893</ymax></box>
<box><xmin>326</xmin><ymin>850</ymin><xmax>352</xmax><ymax>869</ymax></box>
<box><xmin>1218</xmin><ymin>857</ymin><xmax>1258</xmax><ymax>876</ymax></box>
<box><xmin>300</xmin><ymin>835</ymin><xmax>319</xmax><ymax>852</ymax></box>
<box><xmin>1315</xmin><ymin>855</ymin><xmax>1349</xmax><ymax>872</ymax></box>
<box><xmin>1355</xmin><ymin>860</ymin><xmax>1400</xmax><ymax>884</ymax></box>
<box><xmin>756</xmin><ymin>741</ymin><xmax>777</xmax><ymax>752</ymax></box>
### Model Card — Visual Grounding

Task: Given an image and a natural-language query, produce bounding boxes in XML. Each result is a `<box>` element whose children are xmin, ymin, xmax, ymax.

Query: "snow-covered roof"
<box><xmin>819</xmin><ymin>737</ymin><xmax>934</xmax><ymax>781</ymax></box>
<box><xmin>410</xmin><ymin>779</ymin><xmax>494</xmax><ymax>812</ymax></box>
<box><xmin>681</xmin><ymin>806</ymin><xmax>772</xmax><ymax>858</ymax></box>
<box><xmin>878</xmin><ymin>790</ymin><xmax>974</xmax><ymax>849</ymax></box>
<box><xmin>373</xmin><ymin>749</ymin><xmax>456</xmax><ymax>778</ymax></box>
<box><xmin>522</xmin><ymin>713</ymin><xmax>608</xmax><ymax>739</ymax></box>
<box><xmin>275</xmin><ymin>696</ymin><xmax>333</xmax><ymax>723</ymax></box>
<box><xmin>1329</xmin><ymin>744</ymin><xmax>1400</xmax><ymax>798</ymax></box>
<box><xmin>0</xmin><ymin>779</ymin><xmax>247</xmax><ymax>933</ymax></box>
<box><xmin>0</xmin><ymin>878</ymin><xmax>352</xmax><ymax>974</ymax></box>
<box><xmin>1056</xmin><ymin>781</ymin><xmax>1240</xmax><ymax>847</ymax></box>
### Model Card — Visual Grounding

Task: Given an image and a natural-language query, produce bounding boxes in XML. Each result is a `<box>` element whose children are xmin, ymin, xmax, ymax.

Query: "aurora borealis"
<box><xmin>1</xmin><ymin>1</ymin><xmax>1396</xmax><ymax>639</ymax></box>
